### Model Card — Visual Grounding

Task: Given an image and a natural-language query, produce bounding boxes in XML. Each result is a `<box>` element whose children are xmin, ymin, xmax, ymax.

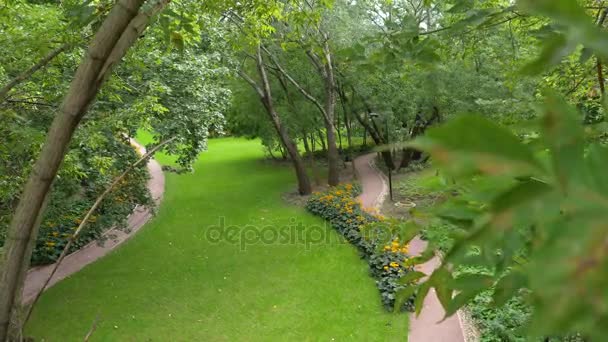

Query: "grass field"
<box><xmin>26</xmin><ymin>138</ymin><xmax>408</xmax><ymax>341</ymax></box>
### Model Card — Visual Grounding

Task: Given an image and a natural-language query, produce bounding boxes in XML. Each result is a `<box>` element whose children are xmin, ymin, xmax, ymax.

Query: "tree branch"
<box><xmin>261</xmin><ymin>45</ymin><xmax>328</xmax><ymax>119</ymax></box>
<box><xmin>237</xmin><ymin>69</ymin><xmax>264</xmax><ymax>99</ymax></box>
<box><xmin>0</xmin><ymin>43</ymin><xmax>71</xmax><ymax>102</ymax></box>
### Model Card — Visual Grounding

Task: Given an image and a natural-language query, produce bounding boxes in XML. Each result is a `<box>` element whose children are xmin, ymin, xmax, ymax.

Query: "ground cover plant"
<box><xmin>305</xmin><ymin>184</ymin><xmax>417</xmax><ymax>312</ymax></box>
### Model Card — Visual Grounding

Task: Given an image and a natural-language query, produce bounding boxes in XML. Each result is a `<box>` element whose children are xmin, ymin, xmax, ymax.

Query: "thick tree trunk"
<box><xmin>262</xmin><ymin>43</ymin><xmax>339</xmax><ymax>185</ymax></box>
<box><xmin>0</xmin><ymin>0</ymin><xmax>167</xmax><ymax>339</ymax></box>
<box><xmin>322</xmin><ymin>41</ymin><xmax>340</xmax><ymax>186</ymax></box>
<box><xmin>238</xmin><ymin>47</ymin><xmax>312</xmax><ymax>195</ymax></box>
<box><xmin>324</xmin><ymin>119</ymin><xmax>340</xmax><ymax>186</ymax></box>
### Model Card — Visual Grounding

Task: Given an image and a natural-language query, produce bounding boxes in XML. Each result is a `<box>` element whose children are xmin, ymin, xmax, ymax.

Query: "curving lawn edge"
<box><xmin>22</xmin><ymin>139</ymin><xmax>164</xmax><ymax>303</ymax></box>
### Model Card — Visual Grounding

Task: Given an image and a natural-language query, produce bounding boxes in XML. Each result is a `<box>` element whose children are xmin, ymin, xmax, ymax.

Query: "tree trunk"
<box><xmin>317</xmin><ymin>130</ymin><xmax>326</xmax><ymax>152</ymax></box>
<box><xmin>336</xmin><ymin>112</ymin><xmax>343</xmax><ymax>151</ymax></box>
<box><xmin>398</xmin><ymin>148</ymin><xmax>414</xmax><ymax>170</ymax></box>
<box><xmin>309</xmin><ymin>133</ymin><xmax>321</xmax><ymax>186</ymax></box>
<box><xmin>324</xmin><ymin>119</ymin><xmax>340</xmax><ymax>185</ymax></box>
<box><xmin>267</xmin><ymin>146</ymin><xmax>278</xmax><ymax>160</ymax></box>
<box><xmin>262</xmin><ymin>43</ymin><xmax>339</xmax><ymax>185</ymax></box>
<box><xmin>302</xmin><ymin>134</ymin><xmax>311</xmax><ymax>156</ymax></box>
<box><xmin>353</xmin><ymin>110</ymin><xmax>395</xmax><ymax>170</ymax></box>
<box><xmin>238</xmin><ymin>46</ymin><xmax>311</xmax><ymax>195</ymax></box>
<box><xmin>0</xmin><ymin>1</ymin><xmax>168</xmax><ymax>338</ymax></box>
<box><xmin>596</xmin><ymin>9</ymin><xmax>608</xmax><ymax>98</ymax></box>
<box><xmin>399</xmin><ymin>107</ymin><xmax>442</xmax><ymax>170</ymax></box>
<box><xmin>337</xmin><ymin>83</ymin><xmax>353</xmax><ymax>153</ymax></box>
<box><xmin>597</xmin><ymin>58</ymin><xmax>605</xmax><ymax>97</ymax></box>
<box><xmin>303</xmin><ymin>133</ymin><xmax>320</xmax><ymax>186</ymax></box>
<box><xmin>322</xmin><ymin>40</ymin><xmax>340</xmax><ymax>186</ymax></box>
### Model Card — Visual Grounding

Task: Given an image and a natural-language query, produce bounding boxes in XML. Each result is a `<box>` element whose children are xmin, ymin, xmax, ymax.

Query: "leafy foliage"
<box><xmin>404</xmin><ymin>94</ymin><xmax>608</xmax><ymax>339</ymax></box>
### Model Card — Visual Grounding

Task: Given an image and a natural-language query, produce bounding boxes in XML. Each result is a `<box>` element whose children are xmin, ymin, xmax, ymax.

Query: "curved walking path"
<box><xmin>354</xmin><ymin>153</ymin><xmax>466</xmax><ymax>342</ymax></box>
<box><xmin>22</xmin><ymin>140</ymin><xmax>164</xmax><ymax>303</ymax></box>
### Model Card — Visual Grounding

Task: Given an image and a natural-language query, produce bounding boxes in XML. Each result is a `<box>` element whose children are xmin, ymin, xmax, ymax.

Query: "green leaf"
<box><xmin>447</xmin><ymin>0</ymin><xmax>474</xmax><ymax>13</ymax></box>
<box><xmin>520</xmin><ymin>0</ymin><xmax>608</xmax><ymax>60</ymax></box>
<box><xmin>431</xmin><ymin>268</ymin><xmax>453</xmax><ymax>310</ymax></box>
<box><xmin>405</xmin><ymin>244</ymin><xmax>435</xmax><ymax>266</ymax></box>
<box><xmin>492</xmin><ymin>269</ymin><xmax>527</xmax><ymax>306</ymax></box>
<box><xmin>490</xmin><ymin>178</ymin><xmax>552</xmax><ymax>213</ymax></box>
<box><xmin>580</xmin><ymin>47</ymin><xmax>594</xmax><ymax>64</ymax></box>
<box><xmin>414</xmin><ymin>280</ymin><xmax>431</xmax><ymax>316</ymax></box>
<box><xmin>397</xmin><ymin>221</ymin><xmax>422</xmax><ymax>244</ymax></box>
<box><xmin>394</xmin><ymin>285</ymin><xmax>417</xmax><ymax>313</ymax></box>
<box><xmin>410</xmin><ymin>115</ymin><xmax>542</xmax><ymax>176</ymax></box>
<box><xmin>522</xmin><ymin>34</ymin><xmax>574</xmax><ymax>75</ymax></box>
<box><xmin>585</xmin><ymin>144</ymin><xmax>608</xmax><ymax>194</ymax></box>
<box><xmin>450</xmin><ymin>273</ymin><xmax>494</xmax><ymax>291</ymax></box>
<box><xmin>540</xmin><ymin>93</ymin><xmax>585</xmax><ymax>190</ymax></box>
<box><xmin>398</xmin><ymin>271</ymin><xmax>427</xmax><ymax>285</ymax></box>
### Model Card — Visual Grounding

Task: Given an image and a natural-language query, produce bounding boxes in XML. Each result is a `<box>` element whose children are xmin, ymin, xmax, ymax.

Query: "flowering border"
<box><xmin>305</xmin><ymin>183</ymin><xmax>416</xmax><ymax>311</ymax></box>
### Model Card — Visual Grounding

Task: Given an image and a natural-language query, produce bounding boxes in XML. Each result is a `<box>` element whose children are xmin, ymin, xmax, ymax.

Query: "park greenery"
<box><xmin>1</xmin><ymin>0</ymin><xmax>608</xmax><ymax>340</ymax></box>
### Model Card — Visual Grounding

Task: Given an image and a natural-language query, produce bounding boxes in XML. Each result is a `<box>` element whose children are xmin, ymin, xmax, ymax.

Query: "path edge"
<box><xmin>22</xmin><ymin>139</ymin><xmax>164</xmax><ymax>303</ymax></box>
<box><xmin>354</xmin><ymin>153</ymin><xmax>476</xmax><ymax>342</ymax></box>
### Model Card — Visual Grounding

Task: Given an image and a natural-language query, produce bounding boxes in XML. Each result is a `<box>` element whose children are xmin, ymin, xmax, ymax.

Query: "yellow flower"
<box><xmin>383</xmin><ymin>266</ymin><xmax>389</xmax><ymax>271</ymax></box>
<box><xmin>389</xmin><ymin>262</ymin><xmax>399</xmax><ymax>268</ymax></box>
<box><xmin>51</xmin><ymin>232</ymin><xmax>59</xmax><ymax>237</ymax></box>
<box><xmin>45</xmin><ymin>242</ymin><xmax>56</xmax><ymax>247</ymax></box>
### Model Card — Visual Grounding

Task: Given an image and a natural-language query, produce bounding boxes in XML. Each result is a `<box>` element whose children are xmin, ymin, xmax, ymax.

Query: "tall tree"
<box><xmin>238</xmin><ymin>46</ymin><xmax>313</xmax><ymax>195</ymax></box>
<box><xmin>0</xmin><ymin>0</ymin><xmax>170</xmax><ymax>339</ymax></box>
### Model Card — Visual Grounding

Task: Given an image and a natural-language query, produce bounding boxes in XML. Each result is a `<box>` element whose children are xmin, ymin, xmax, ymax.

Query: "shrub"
<box><xmin>1</xmin><ymin>137</ymin><xmax>152</xmax><ymax>266</ymax></box>
<box><xmin>305</xmin><ymin>183</ymin><xmax>416</xmax><ymax>312</ymax></box>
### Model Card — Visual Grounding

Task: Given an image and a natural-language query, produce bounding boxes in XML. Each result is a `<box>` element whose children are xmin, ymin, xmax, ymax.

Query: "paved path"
<box><xmin>354</xmin><ymin>153</ymin><xmax>466</xmax><ymax>342</ymax></box>
<box><xmin>22</xmin><ymin>140</ymin><xmax>164</xmax><ymax>303</ymax></box>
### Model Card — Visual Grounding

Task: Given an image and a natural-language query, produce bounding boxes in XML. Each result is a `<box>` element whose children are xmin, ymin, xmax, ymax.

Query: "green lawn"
<box><xmin>27</xmin><ymin>137</ymin><xmax>408</xmax><ymax>341</ymax></box>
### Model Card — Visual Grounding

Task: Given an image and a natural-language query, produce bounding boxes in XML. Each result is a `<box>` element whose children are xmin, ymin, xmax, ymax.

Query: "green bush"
<box><xmin>305</xmin><ymin>183</ymin><xmax>416</xmax><ymax>311</ymax></box>
<box><xmin>1</xmin><ymin>136</ymin><xmax>152</xmax><ymax>266</ymax></box>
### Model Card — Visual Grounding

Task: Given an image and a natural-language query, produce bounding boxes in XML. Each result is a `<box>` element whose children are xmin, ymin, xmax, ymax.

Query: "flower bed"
<box><xmin>305</xmin><ymin>183</ymin><xmax>416</xmax><ymax>312</ymax></box>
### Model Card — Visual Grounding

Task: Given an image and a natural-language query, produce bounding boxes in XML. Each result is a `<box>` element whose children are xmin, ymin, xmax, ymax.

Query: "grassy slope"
<box><xmin>27</xmin><ymin>138</ymin><xmax>407</xmax><ymax>341</ymax></box>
